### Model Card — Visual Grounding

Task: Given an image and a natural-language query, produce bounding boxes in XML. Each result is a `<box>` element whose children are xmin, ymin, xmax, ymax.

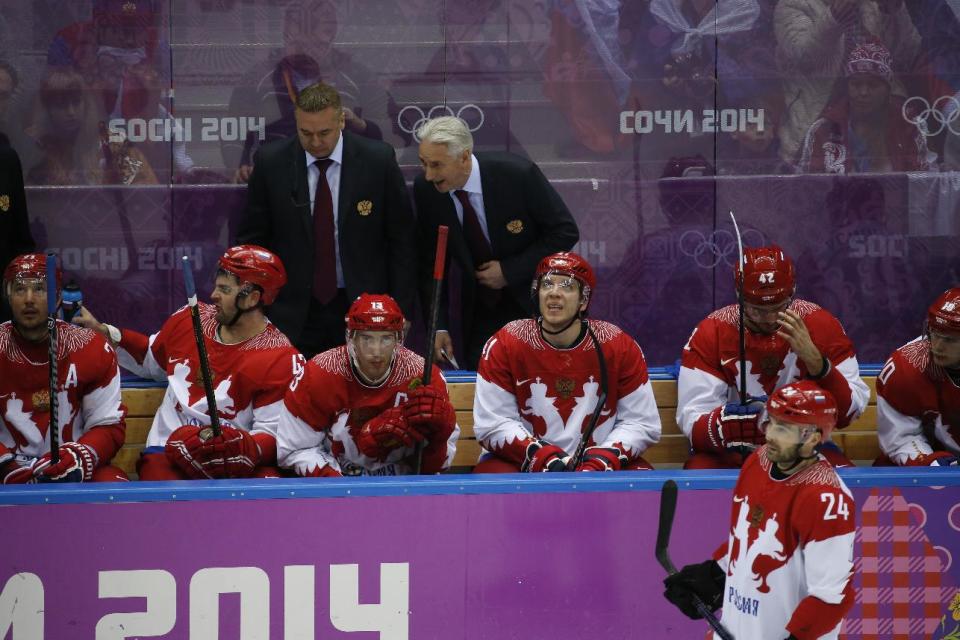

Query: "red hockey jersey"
<box><xmin>473</xmin><ymin>319</ymin><xmax>660</xmax><ymax>465</ymax></box>
<box><xmin>115</xmin><ymin>303</ymin><xmax>300</xmax><ymax>462</ymax></box>
<box><xmin>714</xmin><ymin>447</ymin><xmax>855</xmax><ymax>639</ymax></box>
<box><xmin>277</xmin><ymin>346</ymin><xmax>458</xmax><ymax>476</ymax></box>
<box><xmin>678</xmin><ymin>300</ymin><xmax>869</xmax><ymax>449</ymax></box>
<box><xmin>877</xmin><ymin>337</ymin><xmax>960</xmax><ymax>464</ymax></box>
<box><xmin>0</xmin><ymin>320</ymin><xmax>125</xmax><ymax>466</ymax></box>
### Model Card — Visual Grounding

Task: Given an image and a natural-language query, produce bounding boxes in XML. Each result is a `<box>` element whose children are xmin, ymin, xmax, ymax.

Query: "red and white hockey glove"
<box><xmin>521</xmin><ymin>440</ymin><xmax>571</xmax><ymax>472</ymax></box>
<box><xmin>34</xmin><ymin>442</ymin><xmax>98</xmax><ymax>483</ymax></box>
<box><xmin>165</xmin><ymin>425</ymin><xmax>261</xmax><ymax>479</ymax></box>
<box><xmin>907</xmin><ymin>452</ymin><xmax>959</xmax><ymax>466</ymax></box>
<box><xmin>576</xmin><ymin>446</ymin><xmax>628</xmax><ymax>472</ymax></box>
<box><xmin>401</xmin><ymin>386</ymin><xmax>456</xmax><ymax>440</ymax></box>
<box><xmin>356</xmin><ymin>407</ymin><xmax>424</xmax><ymax>461</ymax></box>
<box><xmin>702</xmin><ymin>398</ymin><xmax>766</xmax><ymax>454</ymax></box>
<box><xmin>0</xmin><ymin>458</ymin><xmax>38</xmax><ymax>484</ymax></box>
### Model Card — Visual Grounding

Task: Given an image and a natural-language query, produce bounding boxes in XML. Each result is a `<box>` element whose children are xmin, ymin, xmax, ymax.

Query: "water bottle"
<box><xmin>61</xmin><ymin>281</ymin><xmax>83</xmax><ymax>323</ymax></box>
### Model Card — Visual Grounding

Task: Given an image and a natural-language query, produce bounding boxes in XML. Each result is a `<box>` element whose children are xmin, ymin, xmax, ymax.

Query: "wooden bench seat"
<box><xmin>115</xmin><ymin>378</ymin><xmax>880</xmax><ymax>476</ymax></box>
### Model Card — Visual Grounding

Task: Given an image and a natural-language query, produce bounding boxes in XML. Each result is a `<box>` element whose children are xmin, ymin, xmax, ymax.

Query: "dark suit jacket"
<box><xmin>0</xmin><ymin>144</ymin><xmax>36</xmax><ymax>323</ymax></box>
<box><xmin>236</xmin><ymin>131</ymin><xmax>416</xmax><ymax>344</ymax></box>
<box><xmin>414</xmin><ymin>151</ymin><xmax>579</xmax><ymax>341</ymax></box>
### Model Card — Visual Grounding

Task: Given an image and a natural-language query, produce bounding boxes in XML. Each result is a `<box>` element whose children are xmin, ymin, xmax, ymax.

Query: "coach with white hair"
<box><xmin>414</xmin><ymin>116</ymin><xmax>579</xmax><ymax>370</ymax></box>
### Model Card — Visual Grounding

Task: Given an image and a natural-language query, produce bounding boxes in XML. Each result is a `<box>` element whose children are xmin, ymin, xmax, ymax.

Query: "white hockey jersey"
<box><xmin>877</xmin><ymin>336</ymin><xmax>960</xmax><ymax>465</ymax></box>
<box><xmin>474</xmin><ymin>319</ymin><xmax>660</xmax><ymax>466</ymax></box>
<box><xmin>0</xmin><ymin>320</ymin><xmax>125</xmax><ymax>466</ymax></box>
<box><xmin>115</xmin><ymin>303</ymin><xmax>301</xmax><ymax>462</ymax></box>
<box><xmin>713</xmin><ymin>447</ymin><xmax>855</xmax><ymax>639</ymax></box>
<box><xmin>678</xmin><ymin>300</ymin><xmax>869</xmax><ymax>452</ymax></box>
<box><xmin>278</xmin><ymin>346</ymin><xmax>459</xmax><ymax>476</ymax></box>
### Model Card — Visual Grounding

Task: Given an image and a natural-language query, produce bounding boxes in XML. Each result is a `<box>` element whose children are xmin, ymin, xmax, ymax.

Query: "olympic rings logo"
<box><xmin>902</xmin><ymin>95</ymin><xmax>960</xmax><ymax>137</ymax></box>
<box><xmin>397</xmin><ymin>104</ymin><xmax>485</xmax><ymax>141</ymax></box>
<box><xmin>678</xmin><ymin>228</ymin><xmax>766</xmax><ymax>269</ymax></box>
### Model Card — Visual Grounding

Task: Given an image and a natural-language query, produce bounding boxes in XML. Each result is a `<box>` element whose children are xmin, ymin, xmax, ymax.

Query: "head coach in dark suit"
<box><xmin>415</xmin><ymin>116</ymin><xmax>579</xmax><ymax>370</ymax></box>
<box><xmin>236</xmin><ymin>82</ymin><xmax>416</xmax><ymax>357</ymax></box>
<box><xmin>0</xmin><ymin>143</ymin><xmax>36</xmax><ymax>324</ymax></box>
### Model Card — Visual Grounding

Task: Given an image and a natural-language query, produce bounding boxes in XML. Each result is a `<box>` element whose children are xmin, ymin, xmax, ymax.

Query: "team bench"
<box><xmin>113</xmin><ymin>375</ymin><xmax>881</xmax><ymax>477</ymax></box>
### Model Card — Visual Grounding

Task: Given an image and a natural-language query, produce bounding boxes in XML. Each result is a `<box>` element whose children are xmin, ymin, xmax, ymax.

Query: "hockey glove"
<box><xmin>166</xmin><ymin>425</ymin><xmax>261</xmax><ymax>479</ymax></box>
<box><xmin>576</xmin><ymin>446</ymin><xmax>627</xmax><ymax>472</ymax></box>
<box><xmin>1</xmin><ymin>458</ymin><xmax>38</xmax><ymax>484</ymax></box>
<box><xmin>521</xmin><ymin>440</ymin><xmax>570</xmax><ymax>472</ymax></box>
<box><xmin>932</xmin><ymin>456</ymin><xmax>959</xmax><ymax>466</ymax></box>
<box><xmin>663</xmin><ymin>559</ymin><xmax>725</xmax><ymax>620</ymax></box>
<box><xmin>356</xmin><ymin>407</ymin><xmax>424</xmax><ymax>461</ymax></box>
<box><xmin>703</xmin><ymin>398</ymin><xmax>767</xmax><ymax>454</ymax></box>
<box><xmin>34</xmin><ymin>442</ymin><xmax>98</xmax><ymax>483</ymax></box>
<box><xmin>401</xmin><ymin>386</ymin><xmax>456</xmax><ymax>440</ymax></box>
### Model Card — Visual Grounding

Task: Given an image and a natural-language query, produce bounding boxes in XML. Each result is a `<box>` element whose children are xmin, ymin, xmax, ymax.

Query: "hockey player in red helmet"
<box><xmin>876</xmin><ymin>287</ymin><xmax>960</xmax><ymax>467</ymax></box>
<box><xmin>677</xmin><ymin>244</ymin><xmax>869</xmax><ymax>469</ymax></box>
<box><xmin>73</xmin><ymin>245</ymin><xmax>301</xmax><ymax>480</ymax></box>
<box><xmin>665</xmin><ymin>381</ymin><xmax>855</xmax><ymax>639</ymax></box>
<box><xmin>1</xmin><ymin>254</ymin><xmax>129</xmax><ymax>484</ymax></box>
<box><xmin>276</xmin><ymin>293</ymin><xmax>459</xmax><ymax>476</ymax></box>
<box><xmin>472</xmin><ymin>251</ymin><xmax>661</xmax><ymax>473</ymax></box>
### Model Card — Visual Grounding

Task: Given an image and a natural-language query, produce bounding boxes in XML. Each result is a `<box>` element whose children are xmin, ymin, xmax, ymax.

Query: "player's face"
<box><xmin>351</xmin><ymin>330</ymin><xmax>398</xmax><ymax>381</ymax></box>
<box><xmin>210</xmin><ymin>274</ymin><xmax>244</xmax><ymax>324</ymax></box>
<box><xmin>538</xmin><ymin>274</ymin><xmax>585</xmax><ymax>331</ymax></box>
<box><xmin>419</xmin><ymin>142</ymin><xmax>470</xmax><ymax>193</ymax></box>
<box><xmin>296</xmin><ymin>106</ymin><xmax>344</xmax><ymax>159</ymax></box>
<box><xmin>744</xmin><ymin>299</ymin><xmax>791</xmax><ymax>335</ymax></box>
<box><xmin>764</xmin><ymin>416</ymin><xmax>819</xmax><ymax>466</ymax></box>
<box><xmin>930</xmin><ymin>330</ymin><xmax>960</xmax><ymax>369</ymax></box>
<box><xmin>8</xmin><ymin>277</ymin><xmax>48</xmax><ymax>335</ymax></box>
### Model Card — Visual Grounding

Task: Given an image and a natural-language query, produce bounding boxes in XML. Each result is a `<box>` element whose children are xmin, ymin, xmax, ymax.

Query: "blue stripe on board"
<box><xmin>0</xmin><ymin>467</ymin><xmax>956</xmax><ymax>506</ymax></box>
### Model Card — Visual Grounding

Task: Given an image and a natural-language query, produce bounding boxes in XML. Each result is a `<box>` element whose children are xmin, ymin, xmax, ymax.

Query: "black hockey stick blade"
<box><xmin>655</xmin><ymin>479</ymin><xmax>679</xmax><ymax>574</ymax></box>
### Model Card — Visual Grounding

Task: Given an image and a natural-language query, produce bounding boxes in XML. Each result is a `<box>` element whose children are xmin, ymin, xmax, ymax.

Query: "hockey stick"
<box><xmin>657</xmin><ymin>479</ymin><xmax>735</xmax><ymax>640</ymax></box>
<box><xmin>182</xmin><ymin>256</ymin><xmax>221</xmax><ymax>438</ymax></box>
<box><xmin>414</xmin><ymin>224</ymin><xmax>449</xmax><ymax>473</ymax></box>
<box><xmin>46</xmin><ymin>253</ymin><xmax>60</xmax><ymax>465</ymax></box>
<box><xmin>728</xmin><ymin>211</ymin><xmax>747</xmax><ymax>405</ymax></box>
<box><xmin>567</xmin><ymin>324</ymin><xmax>609</xmax><ymax>470</ymax></box>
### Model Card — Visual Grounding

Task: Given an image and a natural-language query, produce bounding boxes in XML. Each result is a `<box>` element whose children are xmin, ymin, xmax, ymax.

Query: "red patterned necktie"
<box><xmin>312</xmin><ymin>158</ymin><xmax>337</xmax><ymax>303</ymax></box>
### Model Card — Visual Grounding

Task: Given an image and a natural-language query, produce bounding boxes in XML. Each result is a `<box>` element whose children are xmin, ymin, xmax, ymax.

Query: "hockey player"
<box><xmin>74</xmin><ymin>245</ymin><xmax>301</xmax><ymax>480</ymax></box>
<box><xmin>277</xmin><ymin>293</ymin><xmax>458</xmax><ymax>476</ymax></box>
<box><xmin>1</xmin><ymin>254</ymin><xmax>128</xmax><ymax>483</ymax></box>
<box><xmin>876</xmin><ymin>287</ymin><xmax>960</xmax><ymax>466</ymax></box>
<box><xmin>677</xmin><ymin>245</ymin><xmax>869</xmax><ymax>469</ymax></box>
<box><xmin>664</xmin><ymin>381</ymin><xmax>856</xmax><ymax>639</ymax></box>
<box><xmin>472</xmin><ymin>252</ymin><xmax>660</xmax><ymax>473</ymax></box>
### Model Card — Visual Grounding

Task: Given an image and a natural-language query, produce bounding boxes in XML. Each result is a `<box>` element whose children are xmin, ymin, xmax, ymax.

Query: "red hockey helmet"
<box><xmin>532</xmin><ymin>252</ymin><xmax>596</xmax><ymax>306</ymax></box>
<box><xmin>345</xmin><ymin>294</ymin><xmax>405</xmax><ymax>333</ymax></box>
<box><xmin>927</xmin><ymin>287</ymin><xmax>960</xmax><ymax>337</ymax></box>
<box><xmin>3</xmin><ymin>253</ymin><xmax>62</xmax><ymax>297</ymax></box>
<box><xmin>217</xmin><ymin>245</ymin><xmax>287</xmax><ymax>305</ymax></box>
<box><xmin>735</xmin><ymin>245</ymin><xmax>795</xmax><ymax>305</ymax></box>
<box><xmin>766</xmin><ymin>380</ymin><xmax>838</xmax><ymax>438</ymax></box>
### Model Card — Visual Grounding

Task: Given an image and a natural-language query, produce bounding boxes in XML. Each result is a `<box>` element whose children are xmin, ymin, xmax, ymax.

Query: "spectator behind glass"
<box><xmin>26</xmin><ymin>69</ymin><xmax>157</xmax><ymax>186</ymax></box>
<box><xmin>798</xmin><ymin>40</ymin><xmax>932</xmax><ymax>173</ymax></box>
<box><xmin>226</xmin><ymin>0</ymin><xmax>391</xmax><ymax>183</ymax></box>
<box><xmin>718</xmin><ymin>95</ymin><xmax>794</xmax><ymax>175</ymax></box>
<box><xmin>773</xmin><ymin>0</ymin><xmax>921</xmax><ymax>164</ymax></box>
<box><xmin>46</xmin><ymin>0</ymin><xmax>193</xmax><ymax>181</ymax></box>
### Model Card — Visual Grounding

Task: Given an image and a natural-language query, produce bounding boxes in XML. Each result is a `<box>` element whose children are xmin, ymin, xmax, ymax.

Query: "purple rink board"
<box><xmin>2</xmin><ymin>470</ymin><xmax>960</xmax><ymax>639</ymax></box>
